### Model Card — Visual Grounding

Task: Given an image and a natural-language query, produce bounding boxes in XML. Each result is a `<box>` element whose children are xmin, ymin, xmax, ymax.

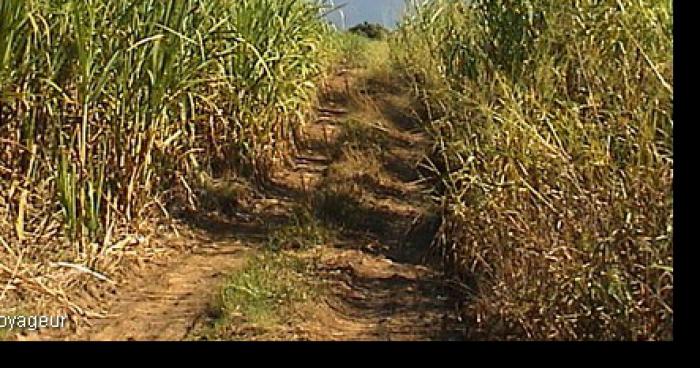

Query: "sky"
<box><xmin>323</xmin><ymin>0</ymin><xmax>412</xmax><ymax>30</ymax></box>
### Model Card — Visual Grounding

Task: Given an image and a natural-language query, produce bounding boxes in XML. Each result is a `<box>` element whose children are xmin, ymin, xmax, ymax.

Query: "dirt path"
<box><xmin>17</xmin><ymin>240</ymin><xmax>251</xmax><ymax>341</ymax></box>
<box><xmin>285</xmin><ymin>71</ymin><xmax>464</xmax><ymax>341</ymax></box>
<box><xmin>20</xmin><ymin>66</ymin><xmax>465</xmax><ymax>341</ymax></box>
<box><xmin>188</xmin><ymin>67</ymin><xmax>466</xmax><ymax>341</ymax></box>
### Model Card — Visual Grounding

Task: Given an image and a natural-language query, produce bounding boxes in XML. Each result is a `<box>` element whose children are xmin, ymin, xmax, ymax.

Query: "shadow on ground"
<box><xmin>173</xmin><ymin>67</ymin><xmax>468</xmax><ymax>341</ymax></box>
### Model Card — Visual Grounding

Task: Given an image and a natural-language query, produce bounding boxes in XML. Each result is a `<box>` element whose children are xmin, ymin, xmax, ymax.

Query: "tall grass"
<box><xmin>393</xmin><ymin>0</ymin><xmax>673</xmax><ymax>340</ymax></box>
<box><xmin>0</xmin><ymin>0</ymin><xmax>335</xmax><ymax>313</ymax></box>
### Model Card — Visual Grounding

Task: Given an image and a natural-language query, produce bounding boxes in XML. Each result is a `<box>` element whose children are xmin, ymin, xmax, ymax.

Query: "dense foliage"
<box><xmin>393</xmin><ymin>0</ymin><xmax>673</xmax><ymax>340</ymax></box>
<box><xmin>0</xmin><ymin>0</ymin><xmax>334</xmax><ymax>311</ymax></box>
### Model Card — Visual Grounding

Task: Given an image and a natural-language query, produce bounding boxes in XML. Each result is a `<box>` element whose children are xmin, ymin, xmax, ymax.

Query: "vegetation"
<box><xmin>349</xmin><ymin>22</ymin><xmax>389</xmax><ymax>40</ymax></box>
<box><xmin>266</xmin><ymin>206</ymin><xmax>333</xmax><ymax>251</ymax></box>
<box><xmin>194</xmin><ymin>251</ymin><xmax>319</xmax><ymax>340</ymax></box>
<box><xmin>1</xmin><ymin>0</ymin><xmax>674</xmax><ymax>341</ymax></box>
<box><xmin>0</xmin><ymin>0</ymin><xmax>335</xmax><ymax>314</ymax></box>
<box><xmin>392</xmin><ymin>0</ymin><xmax>673</xmax><ymax>340</ymax></box>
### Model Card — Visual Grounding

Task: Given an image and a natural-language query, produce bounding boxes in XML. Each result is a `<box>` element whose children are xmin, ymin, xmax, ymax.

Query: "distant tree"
<box><xmin>348</xmin><ymin>22</ymin><xmax>389</xmax><ymax>40</ymax></box>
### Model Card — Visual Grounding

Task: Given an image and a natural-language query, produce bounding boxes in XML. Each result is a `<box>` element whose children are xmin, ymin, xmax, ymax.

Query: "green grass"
<box><xmin>195</xmin><ymin>251</ymin><xmax>318</xmax><ymax>339</ymax></box>
<box><xmin>333</xmin><ymin>32</ymin><xmax>372</xmax><ymax>69</ymax></box>
<box><xmin>191</xmin><ymin>204</ymin><xmax>335</xmax><ymax>340</ymax></box>
<box><xmin>333</xmin><ymin>32</ymin><xmax>391</xmax><ymax>75</ymax></box>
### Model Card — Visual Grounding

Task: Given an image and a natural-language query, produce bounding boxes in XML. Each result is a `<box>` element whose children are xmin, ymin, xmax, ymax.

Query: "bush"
<box><xmin>349</xmin><ymin>22</ymin><xmax>389</xmax><ymax>40</ymax></box>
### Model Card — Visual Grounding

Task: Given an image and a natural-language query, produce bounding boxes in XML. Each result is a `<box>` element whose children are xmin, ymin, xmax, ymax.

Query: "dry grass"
<box><xmin>0</xmin><ymin>0</ymin><xmax>337</xmax><ymax>318</ymax></box>
<box><xmin>393</xmin><ymin>0</ymin><xmax>673</xmax><ymax>340</ymax></box>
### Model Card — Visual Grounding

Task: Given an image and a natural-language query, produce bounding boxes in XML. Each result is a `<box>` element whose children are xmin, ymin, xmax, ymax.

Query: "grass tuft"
<box><xmin>194</xmin><ymin>251</ymin><xmax>318</xmax><ymax>340</ymax></box>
